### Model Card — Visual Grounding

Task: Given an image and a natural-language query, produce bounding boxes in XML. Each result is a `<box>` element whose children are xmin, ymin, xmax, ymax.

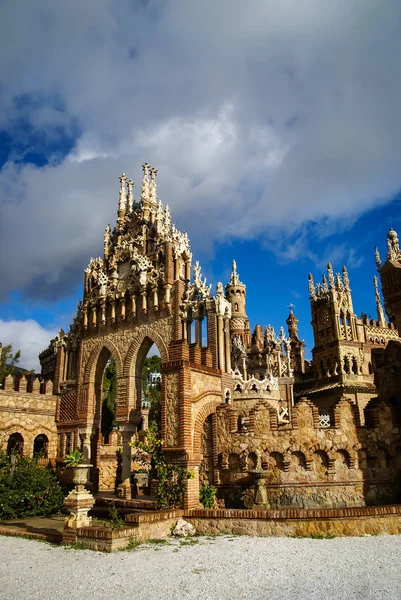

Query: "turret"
<box><xmin>286</xmin><ymin>306</ymin><xmax>305</xmax><ymax>374</ymax></box>
<box><xmin>225</xmin><ymin>260</ymin><xmax>251</xmax><ymax>346</ymax></box>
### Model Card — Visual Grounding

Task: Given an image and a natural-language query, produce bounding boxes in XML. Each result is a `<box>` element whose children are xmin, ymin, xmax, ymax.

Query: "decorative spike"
<box><xmin>342</xmin><ymin>265</ymin><xmax>350</xmax><ymax>289</ymax></box>
<box><xmin>141</xmin><ymin>163</ymin><xmax>150</xmax><ymax>204</ymax></box>
<box><xmin>118</xmin><ymin>173</ymin><xmax>127</xmax><ymax>216</ymax></box>
<box><xmin>149</xmin><ymin>167</ymin><xmax>158</xmax><ymax>205</ymax></box>
<box><xmin>104</xmin><ymin>225</ymin><xmax>111</xmax><ymax>260</ymax></box>
<box><xmin>230</xmin><ymin>259</ymin><xmax>240</xmax><ymax>285</ymax></box>
<box><xmin>322</xmin><ymin>274</ymin><xmax>328</xmax><ymax>293</ymax></box>
<box><xmin>127</xmin><ymin>179</ymin><xmax>134</xmax><ymax>213</ymax></box>
<box><xmin>374</xmin><ymin>246</ymin><xmax>382</xmax><ymax>268</ymax></box>
<box><xmin>373</xmin><ymin>275</ymin><xmax>386</xmax><ymax>327</ymax></box>
<box><xmin>327</xmin><ymin>262</ymin><xmax>335</xmax><ymax>289</ymax></box>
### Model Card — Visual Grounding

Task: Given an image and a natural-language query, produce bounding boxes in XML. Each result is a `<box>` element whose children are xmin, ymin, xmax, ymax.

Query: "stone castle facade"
<box><xmin>1</xmin><ymin>164</ymin><xmax>401</xmax><ymax>510</ymax></box>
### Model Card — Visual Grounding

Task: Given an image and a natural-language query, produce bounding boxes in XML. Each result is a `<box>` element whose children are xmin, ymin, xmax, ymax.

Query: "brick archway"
<box><xmin>83</xmin><ymin>338</ymin><xmax>124</xmax><ymax>385</ymax></box>
<box><xmin>193</xmin><ymin>399</ymin><xmax>221</xmax><ymax>455</ymax></box>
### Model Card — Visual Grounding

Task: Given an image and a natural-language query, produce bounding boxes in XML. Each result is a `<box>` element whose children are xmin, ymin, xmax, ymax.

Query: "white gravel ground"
<box><xmin>0</xmin><ymin>534</ymin><xmax>400</xmax><ymax>600</ymax></box>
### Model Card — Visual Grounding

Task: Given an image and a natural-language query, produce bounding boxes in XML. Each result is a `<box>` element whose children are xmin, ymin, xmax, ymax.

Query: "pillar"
<box><xmin>224</xmin><ymin>317</ymin><xmax>231</xmax><ymax>373</ymax></box>
<box><xmin>117</xmin><ymin>424</ymin><xmax>136</xmax><ymax>499</ymax></box>
<box><xmin>217</xmin><ymin>315</ymin><xmax>225</xmax><ymax>371</ymax></box>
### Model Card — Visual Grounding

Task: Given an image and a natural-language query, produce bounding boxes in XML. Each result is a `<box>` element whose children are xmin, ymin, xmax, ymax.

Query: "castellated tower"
<box><xmin>225</xmin><ymin>260</ymin><xmax>251</xmax><ymax>347</ymax></box>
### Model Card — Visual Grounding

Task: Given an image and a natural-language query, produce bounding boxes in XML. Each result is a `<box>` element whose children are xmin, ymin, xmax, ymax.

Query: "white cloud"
<box><xmin>0</xmin><ymin>319</ymin><xmax>56</xmax><ymax>371</ymax></box>
<box><xmin>0</xmin><ymin>0</ymin><xmax>401</xmax><ymax>298</ymax></box>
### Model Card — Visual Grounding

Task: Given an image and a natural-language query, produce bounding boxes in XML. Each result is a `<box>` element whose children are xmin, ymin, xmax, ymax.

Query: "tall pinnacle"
<box><xmin>118</xmin><ymin>173</ymin><xmax>127</xmax><ymax>221</ymax></box>
<box><xmin>230</xmin><ymin>259</ymin><xmax>240</xmax><ymax>285</ymax></box>
<box><xmin>373</xmin><ymin>275</ymin><xmax>386</xmax><ymax>327</ymax></box>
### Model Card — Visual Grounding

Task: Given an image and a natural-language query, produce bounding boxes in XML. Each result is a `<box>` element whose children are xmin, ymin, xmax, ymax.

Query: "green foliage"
<box><xmin>102</xmin><ymin>360</ymin><xmax>117</xmax><ymax>438</ymax></box>
<box><xmin>107</xmin><ymin>501</ymin><xmax>125</xmax><ymax>529</ymax></box>
<box><xmin>0</xmin><ymin>451</ymin><xmax>65</xmax><ymax>520</ymax></box>
<box><xmin>0</xmin><ymin>343</ymin><xmax>21</xmax><ymax>384</ymax></box>
<box><xmin>199</xmin><ymin>484</ymin><xmax>217</xmax><ymax>508</ymax></box>
<box><xmin>64</xmin><ymin>449</ymin><xmax>85</xmax><ymax>467</ymax></box>
<box><xmin>132</xmin><ymin>423</ymin><xmax>188</xmax><ymax>509</ymax></box>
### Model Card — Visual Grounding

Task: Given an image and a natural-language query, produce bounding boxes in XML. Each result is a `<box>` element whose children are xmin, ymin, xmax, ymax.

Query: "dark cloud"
<box><xmin>0</xmin><ymin>0</ymin><xmax>401</xmax><ymax>300</ymax></box>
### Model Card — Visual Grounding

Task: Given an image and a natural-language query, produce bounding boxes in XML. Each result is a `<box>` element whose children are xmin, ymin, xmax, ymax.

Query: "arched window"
<box><xmin>7</xmin><ymin>432</ymin><xmax>24</xmax><ymax>456</ymax></box>
<box><xmin>235</xmin><ymin>303</ymin><xmax>239</xmax><ymax>311</ymax></box>
<box><xmin>33</xmin><ymin>434</ymin><xmax>49</xmax><ymax>458</ymax></box>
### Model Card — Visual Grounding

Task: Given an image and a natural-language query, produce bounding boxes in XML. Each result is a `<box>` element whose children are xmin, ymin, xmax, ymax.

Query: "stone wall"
<box><xmin>210</xmin><ymin>396</ymin><xmax>401</xmax><ymax>508</ymax></box>
<box><xmin>185</xmin><ymin>505</ymin><xmax>401</xmax><ymax>538</ymax></box>
<box><xmin>0</xmin><ymin>389</ymin><xmax>57</xmax><ymax>459</ymax></box>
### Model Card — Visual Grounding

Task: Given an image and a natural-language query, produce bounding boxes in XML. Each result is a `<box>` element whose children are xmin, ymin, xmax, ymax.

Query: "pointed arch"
<box><xmin>123</xmin><ymin>325</ymin><xmax>169</xmax><ymax>377</ymax></box>
<box><xmin>83</xmin><ymin>338</ymin><xmax>123</xmax><ymax>384</ymax></box>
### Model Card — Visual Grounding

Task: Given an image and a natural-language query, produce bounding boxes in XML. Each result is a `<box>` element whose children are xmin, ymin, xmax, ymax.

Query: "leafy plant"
<box><xmin>131</xmin><ymin>423</ymin><xmax>188</xmax><ymax>509</ymax></box>
<box><xmin>64</xmin><ymin>449</ymin><xmax>85</xmax><ymax>468</ymax></box>
<box><xmin>199</xmin><ymin>484</ymin><xmax>217</xmax><ymax>508</ymax></box>
<box><xmin>0</xmin><ymin>451</ymin><xmax>65</xmax><ymax>520</ymax></box>
<box><xmin>107</xmin><ymin>501</ymin><xmax>125</xmax><ymax>529</ymax></box>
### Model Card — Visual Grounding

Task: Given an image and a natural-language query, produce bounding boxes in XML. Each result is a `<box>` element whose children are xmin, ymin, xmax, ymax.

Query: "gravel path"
<box><xmin>0</xmin><ymin>534</ymin><xmax>400</xmax><ymax>600</ymax></box>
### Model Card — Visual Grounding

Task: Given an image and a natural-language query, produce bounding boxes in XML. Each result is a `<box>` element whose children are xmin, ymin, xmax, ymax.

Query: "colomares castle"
<box><xmin>1</xmin><ymin>163</ymin><xmax>401</xmax><ymax>511</ymax></box>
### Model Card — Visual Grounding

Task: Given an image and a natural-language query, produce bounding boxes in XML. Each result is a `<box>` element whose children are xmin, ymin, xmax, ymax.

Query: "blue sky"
<box><xmin>0</xmin><ymin>0</ymin><xmax>401</xmax><ymax>369</ymax></box>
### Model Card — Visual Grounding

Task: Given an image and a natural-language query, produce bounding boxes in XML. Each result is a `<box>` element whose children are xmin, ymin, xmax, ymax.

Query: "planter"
<box><xmin>72</xmin><ymin>464</ymin><xmax>92</xmax><ymax>487</ymax></box>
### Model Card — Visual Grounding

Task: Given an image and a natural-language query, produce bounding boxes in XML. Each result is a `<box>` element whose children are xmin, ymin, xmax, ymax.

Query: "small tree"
<box><xmin>0</xmin><ymin>343</ymin><xmax>21</xmax><ymax>384</ymax></box>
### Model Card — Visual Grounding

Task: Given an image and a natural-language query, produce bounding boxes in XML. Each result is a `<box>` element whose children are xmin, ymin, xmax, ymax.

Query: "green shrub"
<box><xmin>199</xmin><ymin>484</ymin><xmax>217</xmax><ymax>508</ymax></box>
<box><xmin>0</xmin><ymin>451</ymin><xmax>65</xmax><ymax>520</ymax></box>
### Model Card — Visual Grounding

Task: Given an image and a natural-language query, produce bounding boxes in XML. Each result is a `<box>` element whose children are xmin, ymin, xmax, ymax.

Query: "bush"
<box><xmin>199</xmin><ymin>484</ymin><xmax>217</xmax><ymax>508</ymax></box>
<box><xmin>0</xmin><ymin>451</ymin><xmax>65</xmax><ymax>520</ymax></box>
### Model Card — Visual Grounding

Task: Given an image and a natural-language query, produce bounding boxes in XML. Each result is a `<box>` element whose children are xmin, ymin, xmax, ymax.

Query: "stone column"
<box><xmin>117</xmin><ymin>424</ymin><xmax>136</xmax><ymax>499</ymax></box>
<box><xmin>217</xmin><ymin>315</ymin><xmax>225</xmax><ymax>371</ymax></box>
<box><xmin>224</xmin><ymin>317</ymin><xmax>231</xmax><ymax>373</ymax></box>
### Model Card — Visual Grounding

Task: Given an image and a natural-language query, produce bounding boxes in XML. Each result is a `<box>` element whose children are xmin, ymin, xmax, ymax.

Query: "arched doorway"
<box><xmin>91</xmin><ymin>347</ymin><xmax>119</xmax><ymax>491</ymax></box>
<box><xmin>133</xmin><ymin>338</ymin><xmax>163</xmax><ymax>434</ymax></box>
<box><xmin>33</xmin><ymin>434</ymin><xmax>49</xmax><ymax>458</ymax></box>
<box><xmin>7</xmin><ymin>432</ymin><xmax>24</xmax><ymax>455</ymax></box>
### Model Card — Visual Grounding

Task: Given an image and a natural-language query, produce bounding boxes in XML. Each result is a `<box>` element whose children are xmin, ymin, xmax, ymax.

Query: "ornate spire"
<box><xmin>104</xmin><ymin>225</ymin><xmax>111</xmax><ymax>260</ymax></box>
<box><xmin>322</xmin><ymin>274</ymin><xmax>328</xmax><ymax>293</ymax></box>
<box><xmin>342</xmin><ymin>265</ymin><xmax>350</xmax><ymax>290</ymax></box>
<box><xmin>118</xmin><ymin>173</ymin><xmax>127</xmax><ymax>217</ymax></box>
<box><xmin>127</xmin><ymin>179</ymin><xmax>134</xmax><ymax>213</ymax></box>
<box><xmin>230</xmin><ymin>259</ymin><xmax>241</xmax><ymax>285</ymax></box>
<box><xmin>374</xmin><ymin>275</ymin><xmax>386</xmax><ymax>327</ymax></box>
<box><xmin>149</xmin><ymin>167</ymin><xmax>158</xmax><ymax>206</ymax></box>
<box><xmin>141</xmin><ymin>163</ymin><xmax>150</xmax><ymax>205</ymax></box>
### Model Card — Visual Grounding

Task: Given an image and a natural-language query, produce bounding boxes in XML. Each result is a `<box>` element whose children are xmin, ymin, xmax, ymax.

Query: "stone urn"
<box><xmin>64</xmin><ymin>464</ymin><xmax>95</xmax><ymax>530</ymax></box>
<box><xmin>72</xmin><ymin>464</ymin><xmax>91</xmax><ymax>488</ymax></box>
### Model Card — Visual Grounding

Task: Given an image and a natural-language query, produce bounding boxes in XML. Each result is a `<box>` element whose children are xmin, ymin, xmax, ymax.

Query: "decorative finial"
<box><xmin>164</xmin><ymin>205</ymin><xmax>171</xmax><ymax>230</ymax></box>
<box><xmin>374</xmin><ymin>246</ymin><xmax>381</xmax><ymax>268</ymax></box>
<box><xmin>104</xmin><ymin>225</ymin><xmax>111</xmax><ymax>260</ymax></box>
<box><xmin>322</xmin><ymin>274</ymin><xmax>328</xmax><ymax>293</ymax></box>
<box><xmin>141</xmin><ymin>163</ymin><xmax>150</xmax><ymax>204</ymax></box>
<box><xmin>387</xmin><ymin>228</ymin><xmax>400</xmax><ymax>261</ymax></box>
<box><xmin>230</xmin><ymin>259</ymin><xmax>240</xmax><ymax>285</ymax></box>
<box><xmin>118</xmin><ymin>173</ymin><xmax>127</xmax><ymax>215</ymax></box>
<box><xmin>127</xmin><ymin>179</ymin><xmax>134</xmax><ymax>213</ymax></box>
<box><xmin>342</xmin><ymin>265</ymin><xmax>350</xmax><ymax>290</ymax></box>
<box><xmin>149</xmin><ymin>167</ymin><xmax>158</xmax><ymax>205</ymax></box>
<box><xmin>327</xmin><ymin>263</ymin><xmax>334</xmax><ymax>288</ymax></box>
<box><xmin>308</xmin><ymin>273</ymin><xmax>315</xmax><ymax>298</ymax></box>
